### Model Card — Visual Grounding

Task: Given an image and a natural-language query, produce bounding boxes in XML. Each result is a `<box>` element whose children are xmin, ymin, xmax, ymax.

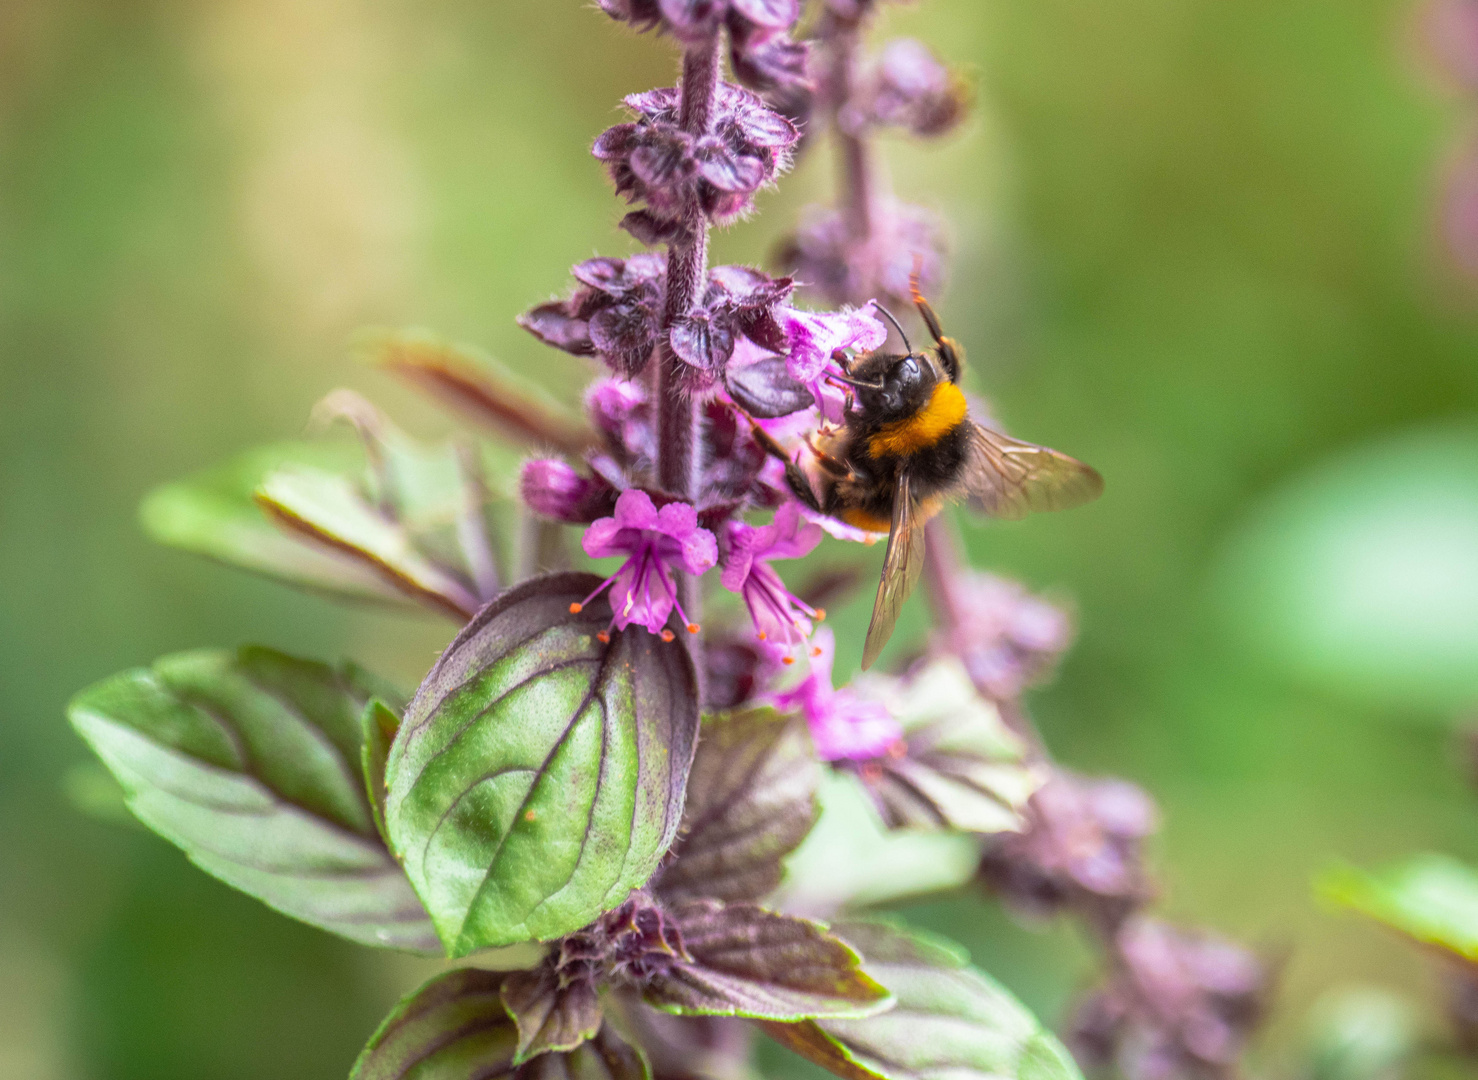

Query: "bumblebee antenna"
<box><xmin>871</xmin><ymin>301</ymin><xmax>913</xmax><ymax>355</ymax></box>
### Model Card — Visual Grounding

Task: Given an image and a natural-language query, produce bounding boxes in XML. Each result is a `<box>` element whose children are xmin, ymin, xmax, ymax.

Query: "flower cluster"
<box><xmin>597</xmin><ymin>0</ymin><xmax>809</xmax><ymax>93</ymax></box>
<box><xmin>933</xmin><ymin>570</ymin><xmax>1074</xmax><ymax>700</ymax></box>
<box><xmin>979</xmin><ymin>771</ymin><xmax>1159</xmax><ymax>924</ymax></box>
<box><xmin>1069</xmin><ymin>918</ymin><xmax>1265</xmax><ymax>1080</ymax></box>
<box><xmin>595</xmin><ymin>83</ymin><xmax>800</xmax><ymax>243</ymax></box>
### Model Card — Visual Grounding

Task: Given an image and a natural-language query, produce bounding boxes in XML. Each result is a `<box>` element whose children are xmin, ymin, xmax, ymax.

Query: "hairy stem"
<box><xmin>657</xmin><ymin>34</ymin><xmax>720</xmax><ymax>500</ymax></box>
<box><xmin>658</xmin><ymin>32</ymin><xmax>722</xmax><ymax>653</ymax></box>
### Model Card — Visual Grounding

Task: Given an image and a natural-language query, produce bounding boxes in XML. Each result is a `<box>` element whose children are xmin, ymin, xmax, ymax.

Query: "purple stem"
<box><xmin>657</xmin><ymin>35</ymin><xmax>721</xmax><ymax>499</ymax></box>
<box><xmin>822</xmin><ymin>12</ymin><xmax>876</xmax><ymax>244</ymax></box>
<box><xmin>657</xmin><ymin>32</ymin><xmax>722</xmax><ymax>653</ymax></box>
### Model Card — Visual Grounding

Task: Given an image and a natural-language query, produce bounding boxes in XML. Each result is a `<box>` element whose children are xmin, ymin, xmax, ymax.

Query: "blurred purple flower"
<box><xmin>769</xmin><ymin>626</ymin><xmax>901</xmax><ymax>760</ymax></box>
<box><xmin>1070</xmin><ymin>918</ymin><xmax>1265</xmax><ymax>1080</ymax></box>
<box><xmin>595</xmin><ymin>83</ymin><xmax>800</xmax><ymax>240</ymax></box>
<box><xmin>842</xmin><ymin>39</ymin><xmax>970</xmax><ymax>138</ymax></box>
<box><xmin>1444</xmin><ymin>141</ymin><xmax>1478</xmax><ymax>279</ymax></box>
<box><xmin>721</xmin><ymin>501</ymin><xmax>825</xmax><ymax>657</ymax></box>
<box><xmin>576</xmin><ymin>489</ymin><xmax>718</xmax><ymax>638</ymax></box>
<box><xmin>778</xmin><ymin>199</ymin><xmax>948</xmax><ymax>311</ymax></box>
<box><xmin>979</xmin><ymin>771</ymin><xmax>1158</xmax><ymax>922</ymax></box>
<box><xmin>933</xmin><ymin>571</ymin><xmax>1073</xmax><ymax>700</ymax></box>
<box><xmin>1425</xmin><ymin>0</ymin><xmax>1478</xmax><ymax>90</ymax></box>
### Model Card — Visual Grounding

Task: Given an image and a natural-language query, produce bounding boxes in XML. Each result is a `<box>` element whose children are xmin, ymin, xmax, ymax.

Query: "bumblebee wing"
<box><xmin>861</xmin><ymin>471</ymin><xmax>927</xmax><ymax>671</ymax></box>
<box><xmin>961</xmin><ymin>422</ymin><xmax>1104</xmax><ymax>521</ymax></box>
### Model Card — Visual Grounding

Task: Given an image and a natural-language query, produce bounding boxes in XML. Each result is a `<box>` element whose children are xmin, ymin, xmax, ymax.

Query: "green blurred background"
<box><xmin>5</xmin><ymin>0</ymin><xmax>1478</xmax><ymax>1076</ymax></box>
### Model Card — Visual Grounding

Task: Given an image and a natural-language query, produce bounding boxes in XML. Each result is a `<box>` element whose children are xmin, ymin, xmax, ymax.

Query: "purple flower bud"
<box><xmin>584</xmin><ymin>376</ymin><xmax>657</xmax><ymax>474</ymax></box>
<box><xmin>519</xmin><ymin>254</ymin><xmax>667</xmax><ymax>376</ymax></box>
<box><xmin>843</xmin><ymin>39</ymin><xmax>971</xmax><ymax>138</ymax></box>
<box><xmin>596</xmin><ymin>0</ymin><xmax>811</xmax><ymax>94</ymax></box>
<box><xmin>521</xmin><ymin>458</ymin><xmax>619</xmax><ymax>524</ymax></box>
<box><xmin>595</xmin><ymin>83</ymin><xmax>800</xmax><ymax>234</ymax></box>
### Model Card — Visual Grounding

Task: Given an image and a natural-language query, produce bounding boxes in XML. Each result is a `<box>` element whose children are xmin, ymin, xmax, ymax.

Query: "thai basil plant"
<box><xmin>67</xmin><ymin>3</ymin><xmax>1266</xmax><ymax>1078</ymax></box>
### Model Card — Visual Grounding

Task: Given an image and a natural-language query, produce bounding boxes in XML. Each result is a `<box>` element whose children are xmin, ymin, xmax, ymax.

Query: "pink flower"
<box><xmin>769</xmin><ymin>627</ymin><xmax>902</xmax><ymax>761</ymax></box>
<box><xmin>720</xmin><ymin>502</ymin><xmax>825</xmax><ymax>658</ymax></box>
<box><xmin>773</xmin><ymin>303</ymin><xmax>888</xmax><ymax>384</ymax></box>
<box><xmin>576</xmin><ymin>489</ymin><xmax>717</xmax><ymax>639</ymax></box>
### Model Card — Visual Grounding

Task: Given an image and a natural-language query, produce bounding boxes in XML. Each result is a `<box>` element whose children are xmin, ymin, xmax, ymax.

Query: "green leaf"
<box><xmin>351</xmin><ymin>968</ymin><xmax>648</xmax><ymax>1080</ymax></box>
<box><xmin>763</xmin><ymin>921</ymin><xmax>1083</xmax><ymax>1080</ymax></box>
<box><xmin>68</xmin><ymin>646</ymin><xmax>440</xmax><ymax>954</ymax></box>
<box><xmin>385</xmin><ymin>572</ymin><xmax>700</xmax><ymax>956</ymax></box>
<box><xmin>642</xmin><ymin>900</ymin><xmax>892</xmax><ymax>1021</ymax></box>
<box><xmin>140</xmin><ymin>440</ymin><xmax>416</xmax><ymax>605</ymax></box>
<box><xmin>655</xmin><ymin>708</ymin><xmax>819</xmax><ymax>904</ymax></box>
<box><xmin>856</xmin><ymin>659</ymin><xmax>1044</xmax><ymax>835</ymax></box>
<box><xmin>256</xmin><ymin>468</ymin><xmax>480</xmax><ymax>620</ymax></box>
<box><xmin>501</xmin><ymin>965</ymin><xmax>604</xmax><ymax>1063</ymax></box>
<box><xmin>1320</xmin><ymin>854</ymin><xmax>1478</xmax><ymax>961</ymax></box>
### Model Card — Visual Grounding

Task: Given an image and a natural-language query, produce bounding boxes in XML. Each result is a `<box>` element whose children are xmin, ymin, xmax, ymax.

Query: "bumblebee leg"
<box><xmin>803</xmin><ymin>434</ymin><xmax>851</xmax><ymax>477</ymax></box>
<box><xmin>744</xmin><ymin>415</ymin><xmax>825</xmax><ymax>513</ymax></box>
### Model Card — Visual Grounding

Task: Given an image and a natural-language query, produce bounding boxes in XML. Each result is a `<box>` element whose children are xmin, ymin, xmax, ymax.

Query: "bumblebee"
<box><xmin>753</xmin><ymin>282</ymin><xmax>1103</xmax><ymax>669</ymax></box>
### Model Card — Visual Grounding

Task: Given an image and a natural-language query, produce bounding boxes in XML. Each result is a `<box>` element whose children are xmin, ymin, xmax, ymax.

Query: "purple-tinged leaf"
<box><xmin>656</xmin><ymin>709</ymin><xmax>818</xmax><ymax>904</ymax></box>
<box><xmin>139</xmin><ymin>440</ymin><xmax>418</xmax><ymax>607</ymax></box>
<box><xmin>364</xmin><ymin>331</ymin><xmax>595</xmax><ymax>457</ymax></box>
<box><xmin>724</xmin><ymin>355</ymin><xmax>815</xmax><ymax>418</ymax></box>
<box><xmin>762</xmin><ymin>921</ymin><xmax>1082</xmax><ymax>1080</ymax></box>
<box><xmin>67</xmin><ymin>648</ymin><xmax>440</xmax><ymax>954</ymax></box>
<box><xmin>256</xmin><ymin>468</ymin><xmax>480</xmax><ymax>621</ymax></box>
<box><xmin>501</xmin><ymin>966</ymin><xmax>604</xmax><ymax>1063</ymax></box>
<box><xmin>853</xmin><ymin>660</ymin><xmax>1043</xmax><ymax>835</ymax></box>
<box><xmin>384</xmin><ymin>573</ymin><xmax>700</xmax><ymax>957</ymax></box>
<box><xmin>350</xmin><ymin>968</ymin><xmax>649</xmax><ymax>1080</ymax></box>
<box><xmin>642</xmin><ymin>900</ymin><xmax>891</xmax><ymax>1020</ymax></box>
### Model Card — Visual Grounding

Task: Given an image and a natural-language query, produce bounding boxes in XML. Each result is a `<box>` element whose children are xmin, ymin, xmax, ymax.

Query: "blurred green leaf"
<box><xmin>1304</xmin><ymin>987</ymin><xmax>1417</xmax><ymax>1080</ymax></box>
<box><xmin>643</xmin><ymin>900</ymin><xmax>892</xmax><ymax>1021</ymax></box>
<box><xmin>360</xmin><ymin>328</ymin><xmax>595</xmax><ymax>457</ymax></box>
<box><xmin>775</xmin><ymin>770</ymin><xmax>981</xmax><ymax>913</ymax></box>
<box><xmin>140</xmin><ymin>440</ymin><xmax>416</xmax><ymax>606</ymax></box>
<box><xmin>763</xmin><ymin>920</ymin><xmax>1083</xmax><ymax>1080</ymax></box>
<box><xmin>856</xmin><ymin>659</ymin><xmax>1043</xmax><ymax>835</ymax></box>
<box><xmin>384</xmin><ymin>573</ymin><xmax>699</xmax><ymax>957</ymax></box>
<box><xmin>1214</xmin><ymin>426</ymin><xmax>1478</xmax><ymax>713</ymax></box>
<box><xmin>1320</xmin><ymin>853</ymin><xmax>1478</xmax><ymax>961</ymax></box>
<box><xmin>68</xmin><ymin>646</ymin><xmax>441</xmax><ymax>954</ymax></box>
<box><xmin>257</xmin><ymin>467</ymin><xmax>480</xmax><ymax>620</ymax></box>
<box><xmin>654</xmin><ymin>708</ymin><xmax>820</xmax><ymax>905</ymax></box>
<box><xmin>350</xmin><ymin>968</ymin><xmax>648</xmax><ymax>1080</ymax></box>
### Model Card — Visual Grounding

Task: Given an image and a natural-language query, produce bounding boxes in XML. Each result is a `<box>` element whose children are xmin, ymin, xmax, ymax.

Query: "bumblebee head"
<box><xmin>842</xmin><ymin>350</ymin><xmax>941</xmax><ymax>423</ymax></box>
